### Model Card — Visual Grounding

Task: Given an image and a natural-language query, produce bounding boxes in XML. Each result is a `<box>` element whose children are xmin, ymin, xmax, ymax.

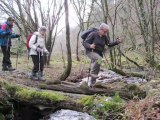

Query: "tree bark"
<box><xmin>59</xmin><ymin>0</ymin><xmax>72</xmax><ymax>81</ymax></box>
<box><xmin>40</xmin><ymin>81</ymin><xmax>146</xmax><ymax>99</ymax></box>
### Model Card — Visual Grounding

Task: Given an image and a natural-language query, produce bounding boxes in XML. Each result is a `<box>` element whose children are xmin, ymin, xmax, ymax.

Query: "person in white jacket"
<box><xmin>29</xmin><ymin>26</ymin><xmax>49</xmax><ymax>80</ymax></box>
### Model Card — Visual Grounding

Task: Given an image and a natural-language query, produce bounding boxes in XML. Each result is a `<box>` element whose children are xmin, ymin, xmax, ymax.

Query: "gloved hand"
<box><xmin>116</xmin><ymin>37</ymin><xmax>123</xmax><ymax>43</ymax></box>
<box><xmin>45</xmin><ymin>51</ymin><xmax>49</xmax><ymax>56</ymax></box>
<box><xmin>15</xmin><ymin>34</ymin><xmax>21</xmax><ymax>38</ymax></box>
<box><xmin>36</xmin><ymin>47</ymin><xmax>42</xmax><ymax>52</ymax></box>
<box><xmin>5</xmin><ymin>32</ymin><xmax>11</xmax><ymax>36</ymax></box>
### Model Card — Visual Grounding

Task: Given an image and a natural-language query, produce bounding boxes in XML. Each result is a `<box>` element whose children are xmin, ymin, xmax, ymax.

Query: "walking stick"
<box><xmin>38</xmin><ymin>51</ymin><xmax>41</xmax><ymax>80</ymax></box>
<box><xmin>16</xmin><ymin>37</ymin><xmax>21</xmax><ymax>69</ymax></box>
<box><xmin>88</xmin><ymin>60</ymin><xmax>92</xmax><ymax>81</ymax></box>
<box><xmin>6</xmin><ymin>35</ymin><xmax>11</xmax><ymax>51</ymax></box>
<box><xmin>103</xmin><ymin>52</ymin><xmax>118</xmax><ymax>69</ymax></box>
<box><xmin>46</xmin><ymin>54</ymin><xmax>49</xmax><ymax>68</ymax></box>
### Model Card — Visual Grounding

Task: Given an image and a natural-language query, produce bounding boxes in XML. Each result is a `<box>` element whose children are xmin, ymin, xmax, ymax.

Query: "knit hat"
<box><xmin>7</xmin><ymin>17</ymin><xmax>15</xmax><ymax>22</ymax></box>
<box><xmin>38</xmin><ymin>26</ymin><xmax>47</xmax><ymax>32</ymax></box>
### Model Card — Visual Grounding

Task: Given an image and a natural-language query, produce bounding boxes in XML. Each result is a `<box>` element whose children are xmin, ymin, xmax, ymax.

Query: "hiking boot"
<box><xmin>88</xmin><ymin>79</ymin><xmax>96</xmax><ymax>88</ymax></box>
<box><xmin>29</xmin><ymin>72</ymin><xmax>38</xmax><ymax>80</ymax></box>
<box><xmin>8</xmin><ymin>66</ymin><xmax>16</xmax><ymax>71</ymax></box>
<box><xmin>2</xmin><ymin>66</ymin><xmax>8</xmax><ymax>71</ymax></box>
<box><xmin>39</xmin><ymin>77</ymin><xmax>45</xmax><ymax>81</ymax></box>
<box><xmin>37</xmin><ymin>71</ymin><xmax>45</xmax><ymax>81</ymax></box>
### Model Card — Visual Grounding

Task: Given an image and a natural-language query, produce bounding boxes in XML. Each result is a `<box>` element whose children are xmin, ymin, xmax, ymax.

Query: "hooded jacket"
<box><xmin>29</xmin><ymin>32</ymin><xmax>48</xmax><ymax>56</ymax></box>
<box><xmin>0</xmin><ymin>21</ymin><xmax>18</xmax><ymax>46</ymax></box>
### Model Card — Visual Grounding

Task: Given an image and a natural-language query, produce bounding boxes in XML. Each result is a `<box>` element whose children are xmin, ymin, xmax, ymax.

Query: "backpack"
<box><xmin>0</xmin><ymin>24</ymin><xmax>10</xmax><ymax>38</ymax></box>
<box><xmin>26</xmin><ymin>32</ymin><xmax>38</xmax><ymax>50</ymax></box>
<box><xmin>81</xmin><ymin>27</ymin><xmax>98</xmax><ymax>41</ymax></box>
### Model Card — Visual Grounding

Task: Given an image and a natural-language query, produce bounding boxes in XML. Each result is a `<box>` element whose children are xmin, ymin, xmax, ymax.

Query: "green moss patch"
<box><xmin>79</xmin><ymin>96</ymin><xmax>95</xmax><ymax>107</ymax></box>
<box><xmin>4</xmin><ymin>83</ymin><xmax>67</xmax><ymax>103</ymax></box>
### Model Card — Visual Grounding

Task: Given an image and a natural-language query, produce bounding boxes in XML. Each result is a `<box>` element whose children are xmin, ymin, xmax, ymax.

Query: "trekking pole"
<box><xmin>16</xmin><ymin>37</ymin><xmax>21</xmax><ymax>69</ymax></box>
<box><xmin>6</xmin><ymin>35</ymin><xmax>11</xmax><ymax>51</ymax></box>
<box><xmin>38</xmin><ymin>51</ymin><xmax>41</xmax><ymax>80</ymax></box>
<box><xmin>87</xmin><ymin>49</ymin><xmax>93</xmax><ymax>84</ymax></box>
<box><xmin>46</xmin><ymin>54</ymin><xmax>49</xmax><ymax>68</ymax></box>
<box><xmin>88</xmin><ymin>59</ymin><xmax>92</xmax><ymax>81</ymax></box>
<box><xmin>103</xmin><ymin>52</ymin><xmax>113</xmax><ymax>69</ymax></box>
<box><xmin>103</xmin><ymin>52</ymin><xmax>117</xmax><ymax>69</ymax></box>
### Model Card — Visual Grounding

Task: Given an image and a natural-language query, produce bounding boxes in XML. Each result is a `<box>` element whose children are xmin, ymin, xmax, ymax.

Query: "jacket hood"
<box><xmin>33</xmin><ymin>32</ymin><xmax>39</xmax><ymax>35</ymax></box>
<box><xmin>5</xmin><ymin>21</ymin><xmax>13</xmax><ymax>28</ymax></box>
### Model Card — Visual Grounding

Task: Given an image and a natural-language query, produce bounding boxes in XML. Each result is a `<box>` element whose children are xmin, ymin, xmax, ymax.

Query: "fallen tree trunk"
<box><xmin>0</xmin><ymin>79</ymin><xmax>86</xmax><ymax>112</ymax></box>
<box><xmin>39</xmin><ymin>81</ymin><xmax>146</xmax><ymax>99</ymax></box>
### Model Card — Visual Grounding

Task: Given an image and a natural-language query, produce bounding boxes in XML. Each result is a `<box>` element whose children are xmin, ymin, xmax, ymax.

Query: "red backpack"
<box><xmin>26</xmin><ymin>32</ymin><xmax>38</xmax><ymax>50</ymax></box>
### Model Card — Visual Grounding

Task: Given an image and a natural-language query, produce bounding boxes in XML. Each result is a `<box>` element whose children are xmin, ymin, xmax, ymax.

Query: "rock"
<box><xmin>48</xmin><ymin>109</ymin><xmax>96</xmax><ymax>120</ymax></box>
<box><xmin>81</xmin><ymin>70</ymin><xmax>147</xmax><ymax>87</ymax></box>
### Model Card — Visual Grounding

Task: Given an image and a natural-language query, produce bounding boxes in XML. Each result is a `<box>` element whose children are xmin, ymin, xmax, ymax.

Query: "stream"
<box><xmin>48</xmin><ymin>109</ymin><xmax>96</xmax><ymax>120</ymax></box>
<box><xmin>13</xmin><ymin>101</ymin><xmax>95</xmax><ymax>120</ymax></box>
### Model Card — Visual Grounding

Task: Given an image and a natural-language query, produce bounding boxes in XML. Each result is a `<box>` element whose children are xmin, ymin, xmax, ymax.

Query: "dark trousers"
<box><xmin>31</xmin><ymin>54</ymin><xmax>44</xmax><ymax>73</ymax></box>
<box><xmin>1</xmin><ymin>46</ymin><xmax>12</xmax><ymax>67</ymax></box>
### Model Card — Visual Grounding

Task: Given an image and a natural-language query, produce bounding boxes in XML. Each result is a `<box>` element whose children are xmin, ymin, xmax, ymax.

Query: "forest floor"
<box><xmin>0</xmin><ymin>54</ymin><xmax>90</xmax><ymax>87</ymax></box>
<box><xmin>1</xmin><ymin>54</ymin><xmax>160</xmax><ymax>119</ymax></box>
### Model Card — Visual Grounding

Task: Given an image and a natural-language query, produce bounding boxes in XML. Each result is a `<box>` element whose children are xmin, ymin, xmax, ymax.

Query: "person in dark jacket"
<box><xmin>83</xmin><ymin>23</ymin><xmax>122</xmax><ymax>87</ymax></box>
<box><xmin>0</xmin><ymin>17</ymin><xmax>21</xmax><ymax>71</ymax></box>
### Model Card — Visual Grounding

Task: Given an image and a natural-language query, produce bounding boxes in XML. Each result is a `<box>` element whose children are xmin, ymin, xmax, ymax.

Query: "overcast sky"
<box><xmin>41</xmin><ymin>0</ymin><xmax>78</xmax><ymax>29</ymax></box>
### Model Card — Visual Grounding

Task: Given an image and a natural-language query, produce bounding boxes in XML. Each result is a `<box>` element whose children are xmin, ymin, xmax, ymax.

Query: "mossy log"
<box><xmin>0</xmin><ymin>76</ymin><xmax>146</xmax><ymax>114</ymax></box>
<box><xmin>39</xmin><ymin>81</ymin><xmax>146</xmax><ymax>99</ymax></box>
<box><xmin>112</xmin><ymin>68</ymin><xmax>145</xmax><ymax>78</ymax></box>
<box><xmin>0</xmin><ymin>80</ymin><xmax>86</xmax><ymax>112</ymax></box>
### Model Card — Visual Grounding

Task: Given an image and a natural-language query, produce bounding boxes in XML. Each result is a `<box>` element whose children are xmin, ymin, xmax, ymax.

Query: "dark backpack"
<box><xmin>81</xmin><ymin>27</ymin><xmax>98</xmax><ymax>41</ymax></box>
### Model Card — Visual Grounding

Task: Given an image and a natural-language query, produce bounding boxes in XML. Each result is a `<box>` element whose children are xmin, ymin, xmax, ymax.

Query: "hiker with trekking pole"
<box><xmin>82</xmin><ymin>23</ymin><xmax>122</xmax><ymax>88</ymax></box>
<box><xmin>0</xmin><ymin>17</ymin><xmax>21</xmax><ymax>71</ymax></box>
<box><xmin>28</xmin><ymin>26</ymin><xmax>49</xmax><ymax>81</ymax></box>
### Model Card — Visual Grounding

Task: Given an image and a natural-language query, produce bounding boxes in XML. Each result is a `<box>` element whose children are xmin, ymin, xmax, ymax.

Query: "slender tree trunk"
<box><xmin>59</xmin><ymin>0</ymin><xmax>72</xmax><ymax>81</ymax></box>
<box><xmin>76</xmin><ymin>30</ymin><xmax>80</xmax><ymax>61</ymax></box>
<box><xmin>135</xmin><ymin>0</ymin><xmax>151</xmax><ymax>62</ymax></box>
<box><xmin>60</xmin><ymin>42</ymin><xmax>66</xmax><ymax>68</ymax></box>
<box><xmin>103</xmin><ymin>0</ymin><xmax>117</xmax><ymax>69</ymax></box>
<box><xmin>149</xmin><ymin>0</ymin><xmax>155</xmax><ymax>65</ymax></box>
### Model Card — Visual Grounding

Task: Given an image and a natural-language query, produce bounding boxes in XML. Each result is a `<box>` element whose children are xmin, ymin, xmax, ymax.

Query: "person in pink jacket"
<box><xmin>0</xmin><ymin>17</ymin><xmax>20</xmax><ymax>71</ymax></box>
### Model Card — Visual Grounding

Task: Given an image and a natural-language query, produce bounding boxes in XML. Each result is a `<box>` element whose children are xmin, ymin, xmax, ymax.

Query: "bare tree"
<box><xmin>71</xmin><ymin>0</ymin><xmax>86</xmax><ymax>61</ymax></box>
<box><xmin>132</xmin><ymin>0</ymin><xmax>160</xmax><ymax>66</ymax></box>
<box><xmin>94</xmin><ymin>0</ymin><xmax>123</xmax><ymax>69</ymax></box>
<box><xmin>71</xmin><ymin>0</ymin><xmax>96</xmax><ymax>61</ymax></box>
<box><xmin>0</xmin><ymin>0</ymin><xmax>64</xmax><ymax>64</ymax></box>
<box><xmin>59</xmin><ymin>0</ymin><xmax>72</xmax><ymax>81</ymax></box>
